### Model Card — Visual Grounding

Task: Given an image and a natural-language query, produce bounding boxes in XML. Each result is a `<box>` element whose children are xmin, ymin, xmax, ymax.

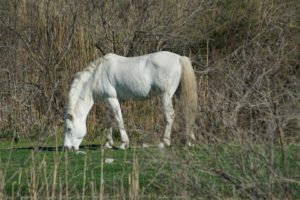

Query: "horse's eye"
<box><xmin>67</xmin><ymin>128</ymin><xmax>72</xmax><ymax>132</ymax></box>
<box><xmin>66</xmin><ymin>113</ymin><xmax>73</xmax><ymax>121</ymax></box>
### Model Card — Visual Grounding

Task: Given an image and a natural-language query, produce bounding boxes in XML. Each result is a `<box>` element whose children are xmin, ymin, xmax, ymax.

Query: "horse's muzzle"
<box><xmin>63</xmin><ymin>146</ymin><xmax>76</xmax><ymax>151</ymax></box>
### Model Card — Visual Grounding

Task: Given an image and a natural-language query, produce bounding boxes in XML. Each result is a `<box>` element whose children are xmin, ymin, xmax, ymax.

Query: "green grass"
<box><xmin>0</xmin><ymin>140</ymin><xmax>299</xmax><ymax>199</ymax></box>
<box><xmin>1</xmin><ymin>147</ymin><xmax>133</xmax><ymax>198</ymax></box>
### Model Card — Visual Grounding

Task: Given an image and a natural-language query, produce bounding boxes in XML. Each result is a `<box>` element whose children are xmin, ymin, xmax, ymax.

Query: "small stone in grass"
<box><xmin>105</xmin><ymin>158</ymin><xmax>114</xmax><ymax>164</ymax></box>
<box><xmin>75</xmin><ymin>151</ymin><xmax>87</xmax><ymax>155</ymax></box>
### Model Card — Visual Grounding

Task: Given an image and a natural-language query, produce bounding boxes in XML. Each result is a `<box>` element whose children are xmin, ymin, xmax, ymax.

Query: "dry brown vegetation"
<box><xmin>0</xmin><ymin>0</ymin><xmax>299</xmax><ymax>198</ymax></box>
<box><xmin>0</xmin><ymin>0</ymin><xmax>298</xmax><ymax>144</ymax></box>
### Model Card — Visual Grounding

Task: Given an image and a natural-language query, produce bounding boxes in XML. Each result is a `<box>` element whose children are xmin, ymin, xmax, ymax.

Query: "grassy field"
<box><xmin>0</xmin><ymin>139</ymin><xmax>299</xmax><ymax>199</ymax></box>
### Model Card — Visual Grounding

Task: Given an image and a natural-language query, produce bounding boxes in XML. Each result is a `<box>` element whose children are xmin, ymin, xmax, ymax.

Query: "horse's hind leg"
<box><xmin>158</xmin><ymin>94</ymin><xmax>175</xmax><ymax>148</ymax></box>
<box><xmin>187</xmin><ymin>129</ymin><xmax>196</xmax><ymax>146</ymax></box>
<box><xmin>105</xmin><ymin>97</ymin><xmax>129</xmax><ymax>149</ymax></box>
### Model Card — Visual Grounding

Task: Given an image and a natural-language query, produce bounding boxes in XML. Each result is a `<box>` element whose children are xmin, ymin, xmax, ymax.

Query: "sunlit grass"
<box><xmin>1</xmin><ymin>139</ymin><xmax>299</xmax><ymax>199</ymax></box>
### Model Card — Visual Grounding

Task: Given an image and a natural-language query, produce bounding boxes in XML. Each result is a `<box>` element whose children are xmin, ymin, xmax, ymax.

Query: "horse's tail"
<box><xmin>179</xmin><ymin>56</ymin><xmax>198</xmax><ymax>141</ymax></box>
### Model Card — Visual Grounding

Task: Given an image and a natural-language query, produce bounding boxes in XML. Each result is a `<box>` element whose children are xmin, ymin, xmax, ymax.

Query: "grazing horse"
<box><xmin>63</xmin><ymin>51</ymin><xmax>197</xmax><ymax>150</ymax></box>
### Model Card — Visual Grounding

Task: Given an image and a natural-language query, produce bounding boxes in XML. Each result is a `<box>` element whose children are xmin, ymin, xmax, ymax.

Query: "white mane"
<box><xmin>66</xmin><ymin>58</ymin><xmax>102</xmax><ymax>116</ymax></box>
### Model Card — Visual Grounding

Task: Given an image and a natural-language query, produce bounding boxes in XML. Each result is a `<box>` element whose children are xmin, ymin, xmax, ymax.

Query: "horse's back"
<box><xmin>104</xmin><ymin>51</ymin><xmax>180</xmax><ymax>65</ymax></box>
<box><xmin>103</xmin><ymin>51</ymin><xmax>181</xmax><ymax>78</ymax></box>
<box><xmin>96</xmin><ymin>51</ymin><xmax>182</xmax><ymax>100</ymax></box>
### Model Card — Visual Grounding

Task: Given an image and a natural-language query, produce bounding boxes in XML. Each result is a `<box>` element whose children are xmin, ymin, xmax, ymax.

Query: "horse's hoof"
<box><xmin>104</xmin><ymin>142</ymin><xmax>113</xmax><ymax>149</ymax></box>
<box><xmin>187</xmin><ymin>141</ymin><xmax>195</xmax><ymax>147</ymax></box>
<box><xmin>142</xmin><ymin>143</ymin><xmax>150</xmax><ymax>148</ymax></box>
<box><xmin>158</xmin><ymin>142</ymin><xmax>165</xmax><ymax>148</ymax></box>
<box><xmin>119</xmin><ymin>142</ymin><xmax>129</xmax><ymax>150</ymax></box>
<box><xmin>162</xmin><ymin>138</ymin><xmax>171</xmax><ymax>146</ymax></box>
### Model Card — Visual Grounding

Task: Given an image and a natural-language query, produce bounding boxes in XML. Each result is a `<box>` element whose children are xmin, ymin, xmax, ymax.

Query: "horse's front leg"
<box><xmin>105</xmin><ymin>98</ymin><xmax>129</xmax><ymax>149</ymax></box>
<box><xmin>104</xmin><ymin>111</ymin><xmax>114</xmax><ymax>148</ymax></box>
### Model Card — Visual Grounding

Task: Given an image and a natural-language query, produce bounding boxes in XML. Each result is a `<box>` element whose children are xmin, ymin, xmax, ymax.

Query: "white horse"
<box><xmin>63</xmin><ymin>51</ymin><xmax>197</xmax><ymax>150</ymax></box>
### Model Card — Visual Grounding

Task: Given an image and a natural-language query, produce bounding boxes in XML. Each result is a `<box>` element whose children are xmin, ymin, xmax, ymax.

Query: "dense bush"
<box><xmin>1</xmin><ymin>0</ymin><xmax>298</xmax><ymax>143</ymax></box>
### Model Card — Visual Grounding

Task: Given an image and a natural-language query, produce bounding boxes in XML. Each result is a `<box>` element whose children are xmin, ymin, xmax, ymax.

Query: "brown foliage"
<box><xmin>0</xmin><ymin>0</ymin><xmax>299</xmax><ymax>145</ymax></box>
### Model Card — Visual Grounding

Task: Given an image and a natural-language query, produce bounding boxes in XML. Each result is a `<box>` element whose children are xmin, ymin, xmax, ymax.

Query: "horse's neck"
<box><xmin>76</xmin><ymin>95</ymin><xmax>94</xmax><ymax>122</ymax></box>
<box><xmin>69</xmin><ymin>81</ymin><xmax>95</xmax><ymax>123</ymax></box>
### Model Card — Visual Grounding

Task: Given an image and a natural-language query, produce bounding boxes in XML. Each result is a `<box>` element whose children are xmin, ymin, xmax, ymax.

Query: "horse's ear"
<box><xmin>66</xmin><ymin>113</ymin><xmax>73</xmax><ymax>121</ymax></box>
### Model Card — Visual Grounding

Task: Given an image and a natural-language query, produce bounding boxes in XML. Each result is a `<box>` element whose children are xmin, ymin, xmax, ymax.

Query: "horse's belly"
<box><xmin>116</xmin><ymin>84</ymin><xmax>160</xmax><ymax>101</ymax></box>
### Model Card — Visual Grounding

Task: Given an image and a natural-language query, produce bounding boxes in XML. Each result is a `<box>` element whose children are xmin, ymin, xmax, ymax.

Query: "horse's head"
<box><xmin>63</xmin><ymin>113</ymin><xmax>86</xmax><ymax>151</ymax></box>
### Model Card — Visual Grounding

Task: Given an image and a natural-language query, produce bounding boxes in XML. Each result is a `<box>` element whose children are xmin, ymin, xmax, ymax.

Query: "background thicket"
<box><xmin>0</xmin><ymin>0</ymin><xmax>299</xmax><ymax>198</ymax></box>
<box><xmin>0</xmin><ymin>0</ymin><xmax>298</xmax><ymax>144</ymax></box>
